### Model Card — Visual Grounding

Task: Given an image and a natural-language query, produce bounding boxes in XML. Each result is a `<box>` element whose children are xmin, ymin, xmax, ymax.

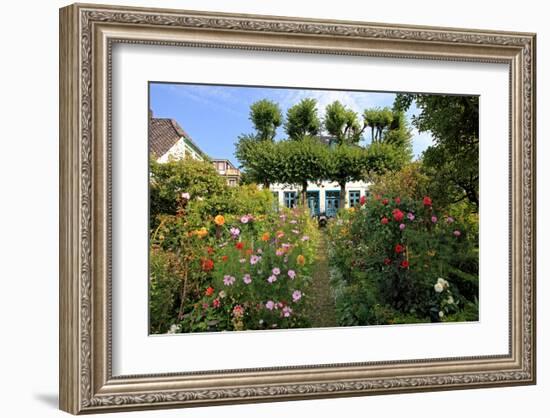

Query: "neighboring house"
<box><xmin>212</xmin><ymin>159</ymin><xmax>241</xmax><ymax>187</ymax></box>
<box><xmin>270</xmin><ymin>180</ymin><xmax>370</xmax><ymax>217</ymax></box>
<box><xmin>149</xmin><ymin>114</ymin><xmax>208</xmax><ymax>162</ymax></box>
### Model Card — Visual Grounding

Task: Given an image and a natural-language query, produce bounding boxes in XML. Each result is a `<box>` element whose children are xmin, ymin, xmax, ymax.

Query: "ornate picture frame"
<box><xmin>59</xmin><ymin>3</ymin><xmax>536</xmax><ymax>414</ymax></box>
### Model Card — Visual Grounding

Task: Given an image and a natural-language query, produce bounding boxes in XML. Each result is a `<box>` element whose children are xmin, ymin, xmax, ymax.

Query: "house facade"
<box><xmin>270</xmin><ymin>180</ymin><xmax>370</xmax><ymax>217</ymax></box>
<box><xmin>149</xmin><ymin>114</ymin><xmax>208</xmax><ymax>162</ymax></box>
<box><xmin>212</xmin><ymin>159</ymin><xmax>241</xmax><ymax>187</ymax></box>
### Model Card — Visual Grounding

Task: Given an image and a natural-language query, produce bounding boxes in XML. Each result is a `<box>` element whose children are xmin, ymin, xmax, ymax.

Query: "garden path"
<box><xmin>308</xmin><ymin>231</ymin><xmax>338</xmax><ymax>328</ymax></box>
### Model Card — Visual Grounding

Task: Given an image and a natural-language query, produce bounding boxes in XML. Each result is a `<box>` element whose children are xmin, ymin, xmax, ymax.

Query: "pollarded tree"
<box><xmin>327</xmin><ymin>143</ymin><xmax>402</xmax><ymax>208</ymax></box>
<box><xmin>276</xmin><ymin>137</ymin><xmax>331</xmax><ymax>205</ymax></box>
<box><xmin>324</xmin><ymin>101</ymin><xmax>364</xmax><ymax>145</ymax></box>
<box><xmin>249</xmin><ymin>99</ymin><xmax>282</xmax><ymax>141</ymax></box>
<box><xmin>363</xmin><ymin>107</ymin><xmax>394</xmax><ymax>142</ymax></box>
<box><xmin>234</xmin><ymin>134</ymin><xmax>283</xmax><ymax>188</ymax></box>
<box><xmin>284</xmin><ymin>98</ymin><xmax>321</xmax><ymax>140</ymax></box>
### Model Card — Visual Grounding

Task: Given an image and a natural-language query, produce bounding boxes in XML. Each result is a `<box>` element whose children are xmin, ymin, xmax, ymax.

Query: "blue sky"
<box><xmin>149</xmin><ymin>83</ymin><xmax>434</xmax><ymax>167</ymax></box>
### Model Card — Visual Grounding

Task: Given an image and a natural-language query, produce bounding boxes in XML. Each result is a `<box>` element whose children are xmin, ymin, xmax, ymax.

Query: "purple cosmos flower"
<box><xmin>272</xmin><ymin>267</ymin><xmax>281</xmax><ymax>276</ymax></box>
<box><xmin>250</xmin><ymin>255</ymin><xmax>261</xmax><ymax>265</ymax></box>
<box><xmin>287</xmin><ymin>270</ymin><xmax>296</xmax><ymax>279</ymax></box>
<box><xmin>453</xmin><ymin>230</ymin><xmax>462</xmax><ymax>237</ymax></box>
<box><xmin>181</xmin><ymin>192</ymin><xmax>190</xmax><ymax>200</ymax></box>
<box><xmin>446</xmin><ymin>216</ymin><xmax>455</xmax><ymax>223</ymax></box>
<box><xmin>431</xmin><ymin>216</ymin><xmax>438</xmax><ymax>223</ymax></box>
<box><xmin>276</xmin><ymin>249</ymin><xmax>285</xmax><ymax>256</ymax></box>
<box><xmin>230</xmin><ymin>227</ymin><xmax>240</xmax><ymax>238</ymax></box>
<box><xmin>301</xmin><ymin>235</ymin><xmax>310</xmax><ymax>242</ymax></box>
<box><xmin>267</xmin><ymin>275</ymin><xmax>277</xmax><ymax>283</ymax></box>
<box><xmin>240</xmin><ymin>215</ymin><xmax>250</xmax><ymax>224</ymax></box>
<box><xmin>223</xmin><ymin>275</ymin><xmax>236</xmax><ymax>286</ymax></box>
<box><xmin>243</xmin><ymin>274</ymin><xmax>252</xmax><ymax>284</ymax></box>
<box><xmin>282</xmin><ymin>306</ymin><xmax>293</xmax><ymax>317</ymax></box>
<box><xmin>407</xmin><ymin>212</ymin><xmax>415</xmax><ymax>221</ymax></box>
<box><xmin>399</xmin><ymin>223</ymin><xmax>406</xmax><ymax>230</ymax></box>
<box><xmin>265</xmin><ymin>300</ymin><xmax>275</xmax><ymax>310</ymax></box>
<box><xmin>292</xmin><ymin>290</ymin><xmax>302</xmax><ymax>302</ymax></box>
<box><xmin>282</xmin><ymin>243</ymin><xmax>292</xmax><ymax>249</ymax></box>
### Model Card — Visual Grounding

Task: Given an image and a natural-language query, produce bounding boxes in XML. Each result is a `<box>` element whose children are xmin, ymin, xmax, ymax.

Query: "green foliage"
<box><xmin>149</xmin><ymin>157</ymin><xmax>227</xmax><ymax>228</ymax></box>
<box><xmin>284</xmin><ymin>98</ymin><xmax>321</xmax><ymax>139</ymax></box>
<box><xmin>149</xmin><ymin>249</ymin><xmax>182</xmax><ymax>334</ymax></box>
<box><xmin>394</xmin><ymin>94</ymin><xmax>479</xmax><ymax>209</ymax></box>
<box><xmin>328</xmin><ymin>194</ymin><xmax>478</xmax><ymax>326</ymax></box>
<box><xmin>234</xmin><ymin>134</ymin><xmax>283</xmax><ymax>187</ymax></box>
<box><xmin>324</xmin><ymin>100</ymin><xmax>363</xmax><ymax>144</ymax></box>
<box><xmin>249</xmin><ymin>99</ymin><xmax>282</xmax><ymax>140</ymax></box>
<box><xmin>363</xmin><ymin>107</ymin><xmax>394</xmax><ymax>141</ymax></box>
<box><xmin>369</xmin><ymin>162</ymin><xmax>430</xmax><ymax>201</ymax></box>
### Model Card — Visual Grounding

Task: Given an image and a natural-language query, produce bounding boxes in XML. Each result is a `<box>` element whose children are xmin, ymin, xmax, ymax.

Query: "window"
<box><xmin>229</xmin><ymin>179</ymin><xmax>236</xmax><ymax>186</ymax></box>
<box><xmin>284</xmin><ymin>191</ymin><xmax>297</xmax><ymax>209</ymax></box>
<box><xmin>349</xmin><ymin>190</ymin><xmax>361</xmax><ymax>207</ymax></box>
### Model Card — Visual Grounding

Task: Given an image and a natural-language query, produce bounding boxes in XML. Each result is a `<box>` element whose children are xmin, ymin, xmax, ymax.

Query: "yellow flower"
<box><xmin>297</xmin><ymin>254</ymin><xmax>305</xmax><ymax>265</ymax></box>
<box><xmin>261</xmin><ymin>232</ymin><xmax>270</xmax><ymax>242</ymax></box>
<box><xmin>348</xmin><ymin>207</ymin><xmax>356</xmax><ymax>213</ymax></box>
<box><xmin>426</xmin><ymin>249</ymin><xmax>436</xmax><ymax>257</ymax></box>
<box><xmin>214</xmin><ymin>215</ymin><xmax>225</xmax><ymax>226</ymax></box>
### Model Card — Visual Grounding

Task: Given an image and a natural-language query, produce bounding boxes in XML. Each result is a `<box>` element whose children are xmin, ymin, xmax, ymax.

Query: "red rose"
<box><xmin>360</xmin><ymin>195</ymin><xmax>366</xmax><ymax>206</ymax></box>
<box><xmin>394</xmin><ymin>197</ymin><xmax>401</xmax><ymax>204</ymax></box>
<box><xmin>392</xmin><ymin>208</ymin><xmax>404</xmax><ymax>222</ymax></box>
<box><xmin>221</xmin><ymin>255</ymin><xmax>228</xmax><ymax>262</ymax></box>
<box><xmin>383</xmin><ymin>258</ymin><xmax>392</xmax><ymax>265</ymax></box>
<box><xmin>400</xmin><ymin>260</ymin><xmax>410</xmax><ymax>268</ymax></box>
<box><xmin>382</xmin><ymin>198</ymin><xmax>389</xmax><ymax>205</ymax></box>
<box><xmin>235</xmin><ymin>242</ymin><xmax>244</xmax><ymax>250</ymax></box>
<box><xmin>206</xmin><ymin>246</ymin><xmax>214</xmax><ymax>254</ymax></box>
<box><xmin>381</xmin><ymin>217</ymin><xmax>389</xmax><ymax>225</ymax></box>
<box><xmin>201</xmin><ymin>259</ymin><xmax>214</xmax><ymax>272</ymax></box>
<box><xmin>423</xmin><ymin>196</ymin><xmax>432</xmax><ymax>206</ymax></box>
<box><xmin>394</xmin><ymin>244</ymin><xmax>404</xmax><ymax>254</ymax></box>
<box><xmin>205</xmin><ymin>286</ymin><xmax>214</xmax><ymax>296</ymax></box>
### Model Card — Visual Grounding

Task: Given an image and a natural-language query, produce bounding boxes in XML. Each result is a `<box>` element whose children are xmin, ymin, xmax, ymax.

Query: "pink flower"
<box><xmin>250</xmin><ymin>255</ymin><xmax>261</xmax><ymax>265</ymax></box>
<box><xmin>213</xmin><ymin>298</ymin><xmax>220</xmax><ymax>308</ymax></box>
<box><xmin>431</xmin><ymin>216</ymin><xmax>438</xmax><ymax>223</ymax></box>
<box><xmin>267</xmin><ymin>275</ymin><xmax>277</xmax><ymax>283</ymax></box>
<box><xmin>282</xmin><ymin>306</ymin><xmax>293</xmax><ymax>317</ymax></box>
<box><xmin>265</xmin><ymin>300</ymin><xmax>275</xmax><ymax>310</ymax></box>
<box><xmin>276</xmin><ymin>249</ymin><xmax>285</xmax><ymax>256</ymax></box>
<box><xmin>223</xmin><ymin>275</ymin><xmax>236</xmax><ymax>286</ymax></box>
<box><xmin>381</xmin><ymin>217</ymin><xmax>389</xmax><ymax>225</ymax></box>
<box><xmin>181</xmin><ymin>192</ymin><xmax>190</xmax><ymax>200</ymax></box>
<box><xmin>202</xmin><ymin>302</ymin><xmax>209</xmax><ymax>309</ymax></box>
<box><xmin>453</xmin><ymin>230</ymin><xmax>462</xmax><ymax>237</ymax></box>
<box><xmin>407</xmin><ymin>212</ymin><xmax>415</xmax><ymax>221</ymax></box>
<box><xmin>292</xmin><ymin>290</ymin><xmax>302</xmax><ymax>302</ymax></box>
<box><xmin>243</xmin><ymin>274</ymin><xmax>252</xmax><ymax>284</ymax></box>
<box><xmin>301</xmin><ymin>235</ymin><xmax>310</xmax><ymax>241</ymax></box>
<box><xmin>232</xmin><ymin>305</ymin><xmax>244</xmax><ymax>317</ymax></box>
<box><xmin>230</xmin><ymin>227</ymin><xmax>240</xmax><ymax>237</ymax></box>
<box><xmin>446</xmin><ymin>216</ymin><xmax>455</xmax><ymax>223</ymax></box>
<box><xmin>287</xmin><ymin>270</ymin><xmax>296</xmax><ymax>279</ymax></box>
<box><xmin>257</xmin><ymin>248</ymin><xmax>263</xmax><ymax>254</ymax></box>
<box><xmin>272</xmin><ymin>267</ymin><xmax>281</xmax><ymax>276</ymax></box>
<box><xmin>399</xmin><ymin>223</ymin><xmax>406</xmax><ymax>230</ymax></box>
<box><xmin>240</xmin><ymin>215</ymin><xmax>250</xmax><ymax>224</ymax></box>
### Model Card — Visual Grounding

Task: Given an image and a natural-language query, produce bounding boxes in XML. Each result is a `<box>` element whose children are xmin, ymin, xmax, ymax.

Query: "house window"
<box><xmin>229</xmin><ymin>179</ymin><xmax>236</xmax><ymax>186</ymax></box>
<box><xmin>284</xmin><ymin>191</ymin><xmax>297</xmax><ymax>209</ymax></box>
<box><xmin>349</xmin><ymin>190</ymin><xmax>361</xmax><ymax>207</ymax></box>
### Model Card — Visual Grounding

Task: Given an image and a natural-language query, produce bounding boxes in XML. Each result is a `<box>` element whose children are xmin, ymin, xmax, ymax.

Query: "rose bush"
<box><xmin>327</xmin><ymin>194</ymin><xmax>478</xmax><ymax>326</ymax></box>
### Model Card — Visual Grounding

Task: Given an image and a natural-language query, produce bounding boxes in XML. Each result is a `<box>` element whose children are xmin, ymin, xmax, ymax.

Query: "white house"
<box><xmin>149</xmin><ymin>114</ymin><xmax>208</xmax><ymax>162</ymax></box>
<box><xmin>270</xmin><ymin>180</ymin><xmax>370</xmax><ymax>217</ymax></box>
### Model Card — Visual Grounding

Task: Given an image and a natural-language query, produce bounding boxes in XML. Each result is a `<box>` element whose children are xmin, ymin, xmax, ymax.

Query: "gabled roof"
<box><xmin>148</xmin><ymin>117</ymin><xmax>208</xmax><ymax>159</ymax></box>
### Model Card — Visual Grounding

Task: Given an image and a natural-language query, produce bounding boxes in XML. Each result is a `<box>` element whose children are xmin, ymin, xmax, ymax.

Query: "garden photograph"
<box><xmin>148</xmin><ymin>83</ymin><xmax>479</xmax><ymax>334</ymax></box>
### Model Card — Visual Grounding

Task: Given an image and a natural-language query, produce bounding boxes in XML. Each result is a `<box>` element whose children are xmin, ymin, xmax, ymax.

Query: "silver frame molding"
<box><xmin>59</xmin><ymin>3</ymin><xmax>536</xmax><ymax>414</ymax></box>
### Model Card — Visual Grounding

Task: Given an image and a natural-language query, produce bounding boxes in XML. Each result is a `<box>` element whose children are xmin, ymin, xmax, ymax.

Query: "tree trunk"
<box><xmin>301</xmin><ymin>181</ymin><xmax>308</xmax><ymax>208</ymax></box>
<box><xmin>339</xmin><ymin>181</ymin><xmax>346</xmax><ymax>210</ymax></box>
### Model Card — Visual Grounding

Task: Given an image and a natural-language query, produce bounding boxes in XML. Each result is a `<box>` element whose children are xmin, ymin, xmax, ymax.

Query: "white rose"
<box><xmin>434</xmin><ymin>283</ymin><xmax>444</xmax><ymax>293</ymax></box>
<box><xmin>437</xmin><ymin>277</ymin><xmax>449</xmax><ymax>288</ymax></box>
<box><xmin>438</xmin><ymin>311</ymin><xmax>445</xmax><ymax>318</ymax></box>
<box><xmin>447</xmin><ymin>296</ymin><xmax>454</xmax><ymax>305</ymax></box>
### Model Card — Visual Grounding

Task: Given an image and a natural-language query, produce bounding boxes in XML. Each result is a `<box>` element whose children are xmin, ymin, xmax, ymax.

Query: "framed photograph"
<box><xmin>59</xmin><ymin>3</ymin><xmax>536</xmax><ymax>414</ymax></box>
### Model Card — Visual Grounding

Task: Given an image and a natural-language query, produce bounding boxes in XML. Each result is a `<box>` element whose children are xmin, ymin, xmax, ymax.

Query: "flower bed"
<box><xmin>150</xmin><ymin>197</ymin><xmax>319</xmax><ymax>333</ymax></box>
<box><xmin>327</xmin><ymin>194</ymin><xmax>479</xmax><ymax>326</ymax></box>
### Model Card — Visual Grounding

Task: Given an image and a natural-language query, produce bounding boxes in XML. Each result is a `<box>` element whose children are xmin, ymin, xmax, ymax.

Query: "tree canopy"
<box><xmin>284</xmin><ymin>98</ymin><xmax>321</xmax><ymax>139</ymax></box>
<box><xmin>249</xmin><ymin>99</ymin><xmax>282</xmax><ymax>141</ymax></box>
